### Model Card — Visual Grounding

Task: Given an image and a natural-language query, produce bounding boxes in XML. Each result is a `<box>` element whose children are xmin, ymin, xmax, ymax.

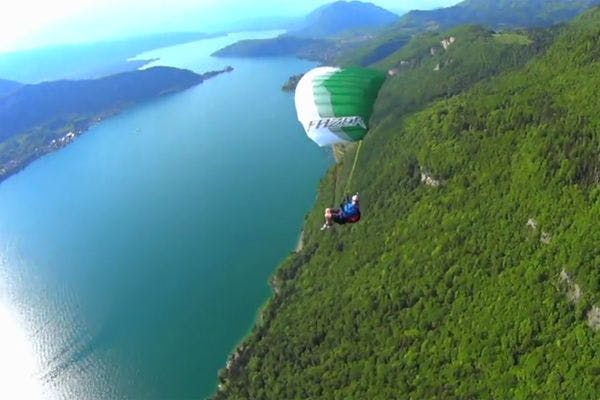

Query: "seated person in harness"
<box><xmin>321</xmin><ymin>194</ymin><xmax>361</xmax><ymax>230</ymax></box>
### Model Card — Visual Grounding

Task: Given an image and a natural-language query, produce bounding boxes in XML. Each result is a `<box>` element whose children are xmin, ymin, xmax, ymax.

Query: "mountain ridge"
<box><xmin>212</xmin><ymin>0</ymin><xmax>599</xmax><ymax>66</ymax></box>
<box><xmin>397</xmin><ymin>0</ymin><xmax>600</xmax><ymax>31</ymax></box>
<box><xmin>290</xmin><ymin>1</ymin><xmax>399</xmax><ymax>38</ymax></box>
<box><xmin>212</xmin><ymin>1</ymin><xmax>398</xmax><ymax>62</ymax></box>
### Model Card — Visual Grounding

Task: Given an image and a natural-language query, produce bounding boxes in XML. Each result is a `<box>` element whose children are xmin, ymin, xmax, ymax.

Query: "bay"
<box><xmin>0</xmin><ymin>31</ymin><xmax>330</xmax><ymax>399</ymax></box>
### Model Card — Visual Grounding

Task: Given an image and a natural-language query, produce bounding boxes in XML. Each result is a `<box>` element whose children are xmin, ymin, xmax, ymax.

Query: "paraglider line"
<box><xmin>344</xmin><ymin>140</ymin><xmax>363</xmax><ymax>196</ymax></box>
<box><xmin>332</xmin><ymin>164</ymin><xmax>339</xmax><ymax>205</ymax></box>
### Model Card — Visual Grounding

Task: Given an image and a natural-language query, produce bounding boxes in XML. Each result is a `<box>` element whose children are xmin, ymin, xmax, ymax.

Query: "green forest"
<box><xmin>214</xmin><ymin>6</ymin><xmax>600</xmax><ymax>400</ymax></box>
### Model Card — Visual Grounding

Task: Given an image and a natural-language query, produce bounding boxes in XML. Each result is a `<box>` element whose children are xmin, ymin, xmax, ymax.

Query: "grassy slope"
<box><xmin>215</xmin><ymin>8</ymin><xmax>600</xmax><ymax>400</ymax></box>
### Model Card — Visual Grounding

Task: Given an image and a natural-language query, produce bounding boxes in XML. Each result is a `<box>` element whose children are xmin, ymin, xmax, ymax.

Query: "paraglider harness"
<box><xmin>333</xmin><ymin>195</ymin><xmax>361</xmax><ymax>225</ymax></box>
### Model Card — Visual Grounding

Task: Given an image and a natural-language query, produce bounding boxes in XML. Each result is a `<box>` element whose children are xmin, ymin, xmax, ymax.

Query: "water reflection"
<box><xmin>0</xmin><ymin>301</ymin><xmax>47</xmax><ymax>399</ymax></box>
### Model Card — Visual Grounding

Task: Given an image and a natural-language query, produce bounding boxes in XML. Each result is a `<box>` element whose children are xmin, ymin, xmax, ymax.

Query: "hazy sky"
<box><xmin>0</xmin><ymin>0</ymin><xmax>460</xmax><ymax>52</ymax></box>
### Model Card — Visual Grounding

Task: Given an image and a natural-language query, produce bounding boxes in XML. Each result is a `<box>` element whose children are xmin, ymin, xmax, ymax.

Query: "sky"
<box><xmin>0</xmin><ymin>0</ymin><xmax>460</xmax><ymax>52</ymax></box>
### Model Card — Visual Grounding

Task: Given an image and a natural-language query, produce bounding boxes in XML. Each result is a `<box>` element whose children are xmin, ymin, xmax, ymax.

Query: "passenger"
<box><xmin>321</xmin><ymin>194</ymin><xmax>361</xmax><ymax>230</ymax></box>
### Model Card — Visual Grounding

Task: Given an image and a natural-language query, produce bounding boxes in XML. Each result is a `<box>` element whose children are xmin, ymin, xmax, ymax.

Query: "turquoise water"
<box><xmin>0</xmin><ymin>32</ymin><xmax>329</xmax><ymax>399</ymax></box>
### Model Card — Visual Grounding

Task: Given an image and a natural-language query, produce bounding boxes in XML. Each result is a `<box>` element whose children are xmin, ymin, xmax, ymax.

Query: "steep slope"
<box><xmin>290</xmin><ymin>1</ymin><xmax>399</xmax><ymax>38</ymax></box>
<box><xmin>214</xmin><ymin>7</ymin><xmax>600</xmax><ymax>399</ymax></box>
<box><xmin>371</xmin><ymin>25</ymin><xmax>559</xmax><ymax>122</ymax></box>
<box><xmin>397</xmin><ymin>0</ymin><xmax>600</xmax><ymax>31</ymax></box>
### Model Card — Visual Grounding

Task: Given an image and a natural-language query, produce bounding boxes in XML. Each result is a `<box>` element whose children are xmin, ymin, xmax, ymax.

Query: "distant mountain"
<box><xmin>290</xmin><ymin>1</ymin><xmax>399</xmax><ymax>38</ymax></box>
<box><xmin>397</xmin><ymin>0</ymin><xmax>600</xmax><ymax>31</ymax></box>
<box><xmin>212</xmin><ymin>1</ymin><xmax>398</xmax><ymax>62</ymax></box>
<box><xmin>0</xmin><ymin>65</ymin><xmax>232</xmax><ymax>182</ymax></box>
<box><xmin>213</xmin><ymin>0</ymin><xmax>599</xmax><ymax>65</ymax></box>
<box><xmin>0</xmin><ymin>32</ymin><xmax>219</xmax><ymax>83</ymax></box>
<box><xmin>0</xmin><ymin>78</ymin><xmax>22</xmax><ymax>97</ymax></box>
<box><xmin>332</xmin><ymin>0</ymin><xmax>599</xmax><ymax>66</ymax></box>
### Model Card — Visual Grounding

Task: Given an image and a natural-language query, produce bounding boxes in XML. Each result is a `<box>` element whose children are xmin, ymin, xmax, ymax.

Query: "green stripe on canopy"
<box><xmin>322</xmin><ymin>68</ymin><xmax>386</xmax><ymax>141</ymax></box>
<box><xmin>295</xmin><ymin>66</ymin><xmax>386</xmax><ymax>146</ymax></box>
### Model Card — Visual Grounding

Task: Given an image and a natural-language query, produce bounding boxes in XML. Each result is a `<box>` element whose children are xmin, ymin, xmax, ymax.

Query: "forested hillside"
<box><xmin>370</xmin><ymin>25</ymin><xmax>559</xmax><ymax>121</ymax></box>
<box><xmin>397</xmin><ymin>0</ymin><xmax>600</xmax><ymax>31</ymax></box>
<box><xmin>214</xmin><ymin>7</ymin><xmax>600</xmax><ymax>399</ymax></box>
<box><xmin>333</xmin><ymin>0</ymin><xmax>599</xmax><ymax>67</ymax></box>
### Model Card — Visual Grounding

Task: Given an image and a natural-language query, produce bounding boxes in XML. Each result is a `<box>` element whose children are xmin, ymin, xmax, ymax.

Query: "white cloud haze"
<box><xmin>0</xmin><ymin>0</ymin><xmax>460</xmax><ymax>52</ymax></box>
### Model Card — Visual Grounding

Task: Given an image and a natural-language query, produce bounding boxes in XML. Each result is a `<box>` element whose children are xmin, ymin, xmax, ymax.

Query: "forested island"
<box><xmin>0</xmin><ymin>65</ymin><xmax>233</xmax><ymax>183</ymax></box>
<box><xmin>213</xmin><ymin>1</ymin><xmax>600</xmax><ymax>399</ymax></box>
<box><xmin>281</xmin><ymin>74</ymin><xmax>303</xmax><ymax>92</ymax></box>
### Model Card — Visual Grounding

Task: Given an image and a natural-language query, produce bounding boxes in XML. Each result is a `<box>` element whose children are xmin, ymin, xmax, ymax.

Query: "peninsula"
<box><xmin>0</xmin><ymin>65</ymin><xmax>233</xmax><ymax>183</ymax></box>
<box><xmin>281</xmin><ymin>74</ymin><xmax>303</xmax><ymax>92</ymax></box>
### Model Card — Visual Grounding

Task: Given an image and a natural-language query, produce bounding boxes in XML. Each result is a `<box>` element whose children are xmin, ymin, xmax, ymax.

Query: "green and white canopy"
<box><xmin>294</xmin><ymin>66</ymin><xmax>386</xmax><ymax>147</ymax></box>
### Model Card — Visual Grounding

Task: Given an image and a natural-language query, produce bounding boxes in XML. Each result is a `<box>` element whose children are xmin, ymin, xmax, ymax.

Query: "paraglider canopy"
<box><xmin>295</xmin><ymin>66</ymin><xmax>385</xmax><ymax>147</ymax></box>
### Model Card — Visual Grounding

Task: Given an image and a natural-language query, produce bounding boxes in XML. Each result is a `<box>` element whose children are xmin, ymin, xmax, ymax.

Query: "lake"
<box><xmin>0</xmin><ymin>31</ymin><xmax>330</xmax><ymax>399</ymax></box>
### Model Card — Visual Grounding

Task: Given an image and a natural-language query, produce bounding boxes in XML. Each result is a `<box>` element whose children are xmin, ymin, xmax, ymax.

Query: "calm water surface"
<box><xmin>0</xmin><ymin>31</ymin><xmax>330</xmax><ymax>399</ymax></box>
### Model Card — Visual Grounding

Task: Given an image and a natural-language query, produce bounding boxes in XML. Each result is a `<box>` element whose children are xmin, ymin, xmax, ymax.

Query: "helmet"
<box><xmin>352</xmin><ymin>194</ymin><xmax>359</xmax><ymax>202</ymax></box>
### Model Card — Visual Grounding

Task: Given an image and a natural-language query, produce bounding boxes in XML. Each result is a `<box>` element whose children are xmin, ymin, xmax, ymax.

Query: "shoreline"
<box><xmin>0</xmin><ymin>66</ymin><xmax>234</xmax><ymax>186</ymax></box>
<box><xmin>295</xmin><ymin>230</ymin><xmax>305</xmax><ymax>252</ymax></box>
<box><xmin>214</xmin><ymin>228</ymin><xmax>314</xmax><ymax>399</ymax></box>
<box><xmin>0</xmin><ymin>113</ymin><xmax>116</xmax><ymax>184</ymax></box>
<box><xmin>213</xmin><ymin>165</ymin><xmax>334</xmax><ymax>400</ymax></box>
